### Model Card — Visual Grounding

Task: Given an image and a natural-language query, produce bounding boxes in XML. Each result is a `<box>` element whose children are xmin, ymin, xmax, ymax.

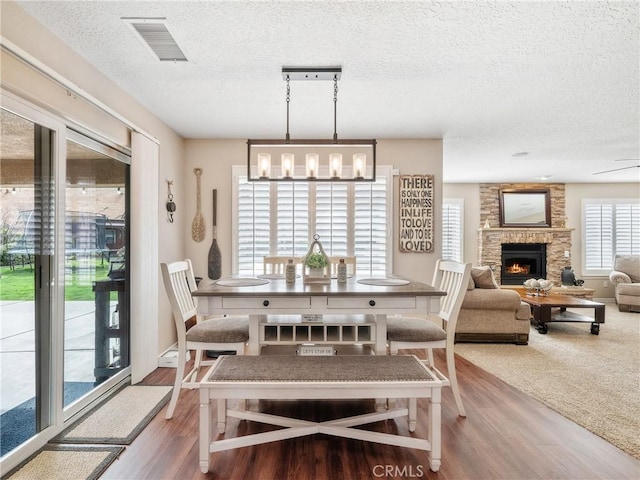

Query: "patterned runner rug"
<box><xmin>455</xmin><ymin>304</ymin><xmax>639</xmax><ymax>459</ymax></box>
<box><xmin>53</xmin><ymin>385</ymin><xmax>171</xmax><ymax>445</ymax></box>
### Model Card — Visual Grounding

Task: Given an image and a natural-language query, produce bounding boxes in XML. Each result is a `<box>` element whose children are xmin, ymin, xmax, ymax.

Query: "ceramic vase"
<box><xmin>561</xmin><ymin>266</ymin><xmax>576</xmax><ymax>286</ymax></box>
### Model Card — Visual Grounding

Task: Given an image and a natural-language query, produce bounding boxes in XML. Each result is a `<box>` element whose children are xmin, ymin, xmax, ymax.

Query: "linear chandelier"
<box><xmin>247</xmin><ymin>66</ymin><xmax>376</xmax><ymax>182</ymax></box>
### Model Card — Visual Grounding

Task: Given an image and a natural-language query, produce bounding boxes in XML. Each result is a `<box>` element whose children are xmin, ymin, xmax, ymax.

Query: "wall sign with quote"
<box><xmin>399</xmin><ymin>175</ymin><xmax>434</xmax><ymax>252</ymax></box>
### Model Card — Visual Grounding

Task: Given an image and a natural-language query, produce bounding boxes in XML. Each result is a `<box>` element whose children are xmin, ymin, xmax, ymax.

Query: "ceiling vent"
<box><xmin>122</xmin><ymin>17</ymin><xmax>187</xmax><ymax>62</ymax></box>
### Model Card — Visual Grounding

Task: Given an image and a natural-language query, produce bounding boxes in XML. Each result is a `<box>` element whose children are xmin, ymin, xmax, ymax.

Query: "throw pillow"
<box><xmin>471</xmin><ymin>266</ymin><xmax>499</xmax><ymax>289</ymax></box>
<box><xmin>467</xmin><ymin>276</ymin><xmax>475</xmax><ymax>290</ymax></box>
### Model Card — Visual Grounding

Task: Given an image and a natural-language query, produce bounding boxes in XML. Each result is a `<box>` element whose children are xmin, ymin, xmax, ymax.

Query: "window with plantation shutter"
<box><xmin>615</xmin><ymin>203</ymin><xmax>640</xmax><ymax>255</ymax></box>
<box><xmin>354</xmin><ymin>182</ymin><xmax>389</xmax><ymax>276</ymax></box>
<box><xmin>232</xmin><ymin>165</ymin><xmax>392</xmax><ymax>276</ymax></box>
<box><xmin>442</xmin><ymin>199</ymin><xmax>464</xmax><ymax>262</ymax></box>
<box><xmin>236</xmin><ymin>180</ymin><xmax>270</xmax><ymax>273</ymax></box>
<box><xmin>582</xmin><ymin>199</ymin><xmax>640</xmax><ymax>275</ymax></box>
<box><xmin>316</xmin><ymin>183</ymin><xmax>349</xmax><ymax>255</ymax></box>
<box><xmin>275</xmin><ymin>182</ymin><xmax>309</xmax><ymax>257</ymax></box>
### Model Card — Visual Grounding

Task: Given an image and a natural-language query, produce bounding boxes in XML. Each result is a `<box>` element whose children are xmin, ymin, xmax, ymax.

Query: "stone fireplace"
<box><xmin>478</xmin><ymin>183</ymin><xmax>573</xmax><ymax>286</ymax></box>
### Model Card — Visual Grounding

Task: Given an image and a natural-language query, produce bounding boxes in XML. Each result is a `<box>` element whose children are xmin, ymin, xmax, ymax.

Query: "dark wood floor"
<box><xmin>102</xmin><ymin>350</ymin><xmax>639</xmax><ymax>480</ymax></box>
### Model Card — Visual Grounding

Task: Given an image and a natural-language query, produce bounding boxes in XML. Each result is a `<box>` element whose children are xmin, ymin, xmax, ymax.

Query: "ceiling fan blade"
<box><xmin>592</xmin><ymin>165</ymin><xmax>640</xmax><ymax>175</ymax></box>
<box><xmin>614</xmin><ymin>158</ymin><xmax>640</xmax><ymax>162</ymax></box>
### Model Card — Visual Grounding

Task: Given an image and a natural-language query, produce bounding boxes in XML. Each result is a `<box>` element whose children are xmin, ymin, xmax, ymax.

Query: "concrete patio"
<box><xmin>0</xmin><ymin>300</ymin><xmax>107</xmax><ymax>413</ymax></box>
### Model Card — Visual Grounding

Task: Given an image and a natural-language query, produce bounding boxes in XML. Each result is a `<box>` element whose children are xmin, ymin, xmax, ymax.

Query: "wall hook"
<box><xmin>166</xmin><ymin>180</ymin><xmax>176</xmax><ymax>223</ymax></box>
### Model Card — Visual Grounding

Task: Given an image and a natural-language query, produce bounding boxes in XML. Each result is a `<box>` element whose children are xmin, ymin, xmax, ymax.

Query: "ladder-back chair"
<box><xmin>263</xmin><ymin>256</ymin><xmax>303</xmax><ymax>275</ymax></box>
<box><xmin>387</xmin><ymin>260</ymin><xmax>472</xmax><ymax>417</ymax></box>
<box><xmin>161</xmin><ymin>259</ymin><xmax>249</xmax><ymax>419</ymax></box>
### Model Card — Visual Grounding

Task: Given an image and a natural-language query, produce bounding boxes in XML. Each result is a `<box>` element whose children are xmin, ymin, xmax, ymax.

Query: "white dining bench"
<box><xmin>198</xmin><ymin>354</ymin><xmax>444</xmax><ymax>473</ymax></box>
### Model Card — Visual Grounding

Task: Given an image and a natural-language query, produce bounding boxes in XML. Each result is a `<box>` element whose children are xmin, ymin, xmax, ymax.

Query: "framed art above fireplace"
<box><xmin>499</xmin><ymin>188</ymin><xmax>551</xmax><ymax>227</ymax></box>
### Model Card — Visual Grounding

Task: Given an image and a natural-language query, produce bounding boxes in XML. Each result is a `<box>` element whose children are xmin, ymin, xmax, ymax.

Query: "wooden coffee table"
<box><xmin>514</xmin><ymin>288</ymin><xmax>605</xmax><ymax>335</ymax></box>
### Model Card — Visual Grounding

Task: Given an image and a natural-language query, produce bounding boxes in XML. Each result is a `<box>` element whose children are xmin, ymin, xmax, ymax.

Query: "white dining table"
<box><xmin>192</xmin><ymin>275</ymin><xmax>446</xmax><ymax>355</ymax></box>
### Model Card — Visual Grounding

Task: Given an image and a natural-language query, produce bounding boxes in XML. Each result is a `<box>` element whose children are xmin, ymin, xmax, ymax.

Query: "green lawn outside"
<box><xmin>0</xmin><ymin>261</ymin><xmax>111</xmax><ymax>301</ymax></box>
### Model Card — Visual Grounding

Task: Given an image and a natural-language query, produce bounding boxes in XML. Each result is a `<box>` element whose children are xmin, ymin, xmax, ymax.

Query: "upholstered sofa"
<box><xmin>609</xmin><ymin>255</ymin><xmax>640</xmax><ymax>312</ymax></box>
<box><xmin>455</xmin><ymin>266</ymin><xmax>531</xmax><ymax>345</ymax></box>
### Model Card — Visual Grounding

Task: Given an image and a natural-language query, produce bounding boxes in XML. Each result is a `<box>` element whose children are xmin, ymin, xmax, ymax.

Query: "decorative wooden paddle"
<box><xmin>191</xmin><ymin>168</ymin><xmax>205</xmax><ymax>242</ymax></box>
<box><xmin>207</xmin><ymin>189</ymin><xmax>222</xmax><ymax>279</ymax></box>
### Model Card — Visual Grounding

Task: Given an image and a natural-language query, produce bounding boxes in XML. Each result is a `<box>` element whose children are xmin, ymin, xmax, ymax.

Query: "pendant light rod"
<box><xmin>285</xmin><ymin>74</ymin><xmax>291</xmax><ymax>143</ymax></box>
<box><xmin>333</xmin><ymin>75</ymin><xmax>338</xmax><ymax>142</ymax></box>
<box><xmin>282</xmin><ymin>67</ymin><xmax>342</xmax><ymax>143</ymax></box>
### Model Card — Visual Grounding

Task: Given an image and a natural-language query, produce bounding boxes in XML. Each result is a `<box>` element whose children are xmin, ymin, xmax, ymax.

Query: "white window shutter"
<box><xmin>615</xmin><ymin>203</ymin><xmax>640</xmax><ymax>256</ymax></box>
<box><xmin>233</xmin><ymin>166</ymin><xmax>392</xmax><ymax>276</ymax></box>
<box><xmin>355</xmin><ymin>181</ymin><xmax>388</xmax><ymax>276</ymax></box>
<box><xmin>237</xmin><ymin>180</ymin><xmax>270</xmax><ymax>274</ymax></box>
<box><xmin>442</xmin><ymin>199</ymin><xmax>464</xmax><ymax>263</ymax></box>
<box><xmin>316</xmin><ymin>183</ymin><xmax>349</xmax><ymax>255</ymax></box>
<box><xmin>276</xmin><ymin>182</ymin><xmax>309</xmax><ymax>257</ymax></box>
<box><xmin>583</xmin><ymin>199</ymin><xmax>639</xmax><ymax>275</ymax></box>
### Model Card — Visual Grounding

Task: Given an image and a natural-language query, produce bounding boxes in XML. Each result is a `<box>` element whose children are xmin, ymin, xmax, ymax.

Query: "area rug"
<box><xmin>4</xmin><ymin>445</ymin><xmax>124</xmax><ymax>480</ymax></box>
<box><xmin>455</xmin><ymin>304</ymin><xmax>639</xmax><ymax>459</ymax></box>
<box><xmin>53</xmin><ymin>385</ymin><xmax>171</xmax><ymax>445</ymax></box>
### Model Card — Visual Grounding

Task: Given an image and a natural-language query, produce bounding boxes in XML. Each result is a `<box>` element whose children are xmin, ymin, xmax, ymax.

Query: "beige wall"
<box><xmin>442</xmin><ymin>183</ymin><xmax>481</xmax><ymax>267</ymax></box>
<box><xmin>444</xmin><ymin>182</ymin><xmax>640</xmax><ymax>298</ymax></box>
<box><xmin>2</xmin><ymin>1</ymin><xmax>185</xmax><ymax>357</ymax></box>
<box><xmin>384</xmin><ymin>139</ymin><xmax>443</xmax><ymax>282</ymax></box>
<box><xmin>183</xmin><ymin>138</ymin><xmax>444</xmax><ymax>283</ymax></box>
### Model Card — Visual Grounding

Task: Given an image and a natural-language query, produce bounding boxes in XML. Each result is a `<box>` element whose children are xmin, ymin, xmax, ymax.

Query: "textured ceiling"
<box><xmin>13</xmin><ymin>1</ymin><xmax>640</xmax><ymax>183</ymax></box>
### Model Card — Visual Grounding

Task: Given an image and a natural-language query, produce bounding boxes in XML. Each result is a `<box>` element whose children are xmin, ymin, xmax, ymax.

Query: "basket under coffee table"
<box><xmin>516</xmin><ymin>290</ymin><xmax>605</xmax><ymax>334</ymax></box>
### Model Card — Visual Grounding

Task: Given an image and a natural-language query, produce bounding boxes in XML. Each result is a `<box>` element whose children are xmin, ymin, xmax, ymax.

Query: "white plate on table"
<box><xmin>216</xmin><ymin>278</ymin><xmax>270</xmax><ymax>287</ymax></box>
<box><xmin>357</xmin><ymin>278</ymin><xmax>410</xmax><ymax>286</ymax></box>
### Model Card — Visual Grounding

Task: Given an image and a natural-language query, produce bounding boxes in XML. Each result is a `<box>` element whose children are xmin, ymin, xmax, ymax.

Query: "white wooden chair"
<box><xmin>328</xmin><ymin>256</ymin><xmax>356</xmax><ymax>277</ymax></box>
<box><xmin>263</xmin><ymin>256</ymin><xmax>303</xmax><ymax>275</ymax></box>
<box><xmin>161</xmin><ymin>259</ymin><xmax>249</xmax><ymax>419</ymax></box>
<box><xmin>386</xmin><ymin>260</ymin><xmax>472</xmax><ymax>417</ymax></box>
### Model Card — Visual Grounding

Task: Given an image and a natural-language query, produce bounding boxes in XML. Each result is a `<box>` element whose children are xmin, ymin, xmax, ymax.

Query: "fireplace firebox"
<box><xmin>501</xmin><ymin>243</ymin><xmax>546</xmax><ymax>285</ymax></box>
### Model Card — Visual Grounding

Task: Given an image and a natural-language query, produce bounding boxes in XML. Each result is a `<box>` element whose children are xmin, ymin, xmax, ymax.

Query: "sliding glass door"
<box><xmin>0</xmin><ymin>99</ymin><xmax>130</xmax><ymax>461</ymax></box>
<box><xmin>0</xmin><ymin>108</ymin><xmax>54</xmax><ymax>456</ymax></box>
<box><xmin>63</xmin><ymin>132</ymin><xmax>130</xmax><ymax>405</ymax></box>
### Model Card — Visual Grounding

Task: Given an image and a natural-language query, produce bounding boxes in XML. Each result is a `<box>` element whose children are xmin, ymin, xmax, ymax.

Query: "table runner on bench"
<box><xmin>206</xmin><ymin>355</ymin><xmax>435</xmax><ymax>383</ymax></box>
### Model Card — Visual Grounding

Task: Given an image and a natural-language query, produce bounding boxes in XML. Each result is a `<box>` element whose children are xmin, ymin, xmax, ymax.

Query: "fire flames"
<box><xmin>506</xmin><ymin>263</ymin><xmax>530</xmax><ymax>274</ymax></box>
